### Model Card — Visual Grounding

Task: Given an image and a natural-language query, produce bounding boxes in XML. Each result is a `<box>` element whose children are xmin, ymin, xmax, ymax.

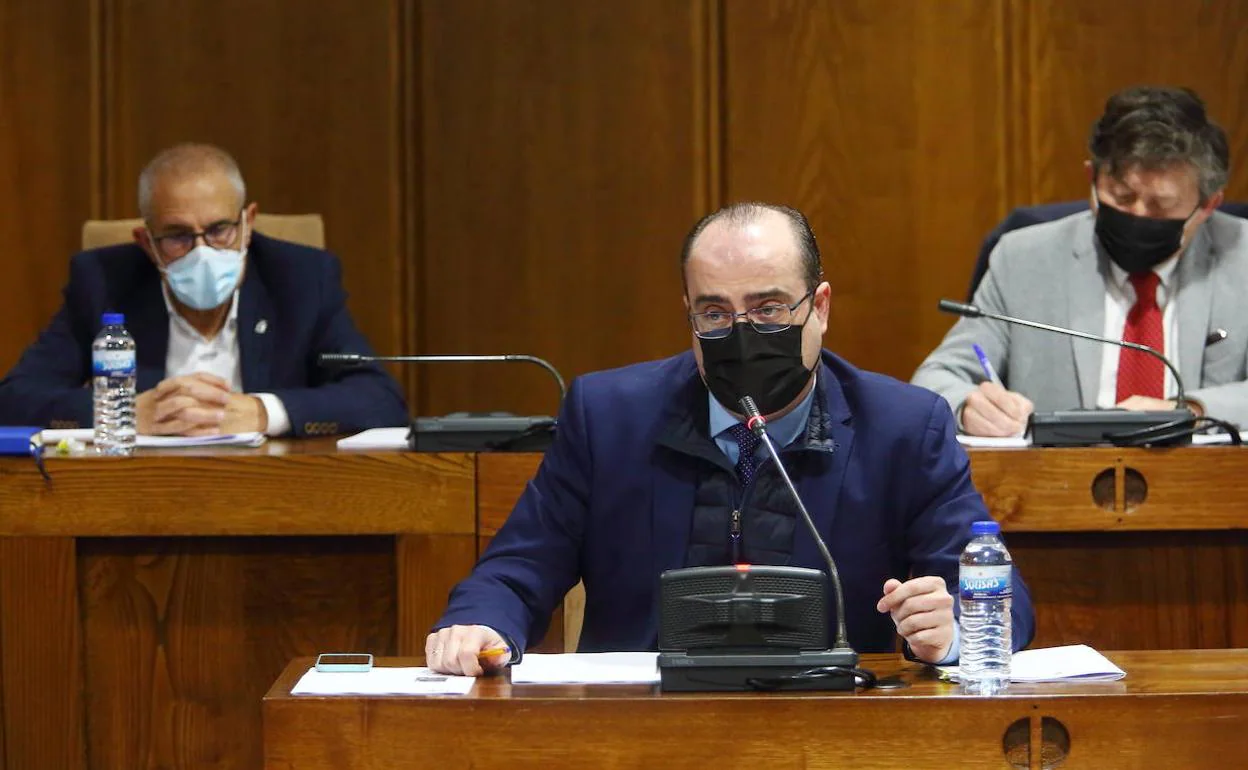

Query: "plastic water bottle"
<box><xmin>92</xmin><ymin>313</ymin><xmax>137</xmax><ymax>456</ymax></box>
<box><xmin>959</xmin><ymin>520</ymin><xmax>1012</xmax><ymax>695</ymax></box>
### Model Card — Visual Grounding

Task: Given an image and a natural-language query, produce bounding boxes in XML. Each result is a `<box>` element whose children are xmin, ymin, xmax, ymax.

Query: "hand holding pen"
<box><xmin>961</xmin><ymin>343</ymin><xmax>1033</xmax><ymax>437</ymax></box>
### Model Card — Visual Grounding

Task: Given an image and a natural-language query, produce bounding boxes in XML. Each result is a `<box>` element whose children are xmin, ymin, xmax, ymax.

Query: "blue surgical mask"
<box><xmin>162</xmin><ymin>240</ymin><xmax>245</xmax><ymax>310</ymax></box>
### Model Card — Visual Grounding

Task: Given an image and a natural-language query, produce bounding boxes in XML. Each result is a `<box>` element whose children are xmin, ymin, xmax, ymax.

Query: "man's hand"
<box><xmin>961</xmin><ymin>381</ymin><xmax>1034</xmax><ymax>437</ymax></box>
<box><xmin>877</xmin><ymin>576</ymin><xmax>956</xmax><ymax>664</ymax></box>
<box><xmin>137</xmin><ymin>373</ymin><xmax>231</xmax><ymax>435</ymax></box>
<box><xmin>1116</xmin><ymin>395</ymin><xmax>1183</xmax><ymax>412</ymax></box>
<box><xmin>221</xmin><ymin>392</ymin><xmax>268</xmax><ymax>433</ymax></box>
<box><xmin>425</xmin><ymin>625</ymin><xmax>510</xmax><ymax>676</ymax></box>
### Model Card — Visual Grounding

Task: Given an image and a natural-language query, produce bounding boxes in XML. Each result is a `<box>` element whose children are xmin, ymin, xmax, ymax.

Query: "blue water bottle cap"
<box><xmin>970</xmin><ymin>520</ymin><xmax>1000</xmax><ymax>536</ymax></box>
<box><xmin>102</xmin><ymin>312</ymin><xmax>124</xmax><ymax>326</ymax></box>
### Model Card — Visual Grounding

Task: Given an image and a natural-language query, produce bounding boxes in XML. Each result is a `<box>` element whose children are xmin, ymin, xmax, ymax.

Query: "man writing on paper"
<box><xmin>0</xmin><ymin>143</ymin><xmax>407</xmax><ymax>436</ymax></box>
<box><xmin>427</xmin><ymin>202</ymin><xmax>1035</xmax><ymax>675</ymax></box>
<box><xmin>912</xmin><ymin>86</ymin><xmax>1248</xmax><ymax>436</ymax></box>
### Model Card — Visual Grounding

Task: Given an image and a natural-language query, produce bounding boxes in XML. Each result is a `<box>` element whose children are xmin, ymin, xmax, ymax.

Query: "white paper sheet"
<box><xmin>336</xmin><ymin>427</ymin><xmax>410</xmax><ymax>450</ymax></box>
<box><xmin>40</xmin><ymin>429</ymin><xmax>266</xmax><ymax>448</ymax></box>
<box><xmin>510</xmin><ymin>652</ymin><xmax>660</xmax><ymax>685</ymax></box>
<box><xmin>291</xmin><ymin>666</ymin><xmax>476</xmax><ymax>695</ymax></box>
<box><xmin>957</xmin><ymin>433</ymin><xmax>1239</xmax><ymax>448</ymax></box>
<box><xmin>939</xmin><ymin>644</ymin><xmax>1125</xmax><ymax>683</ymax></box>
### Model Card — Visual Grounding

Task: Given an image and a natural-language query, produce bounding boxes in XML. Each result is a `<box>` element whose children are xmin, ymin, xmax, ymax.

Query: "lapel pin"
<box><xmin>255</xmin><ymin>319</ymin><xmax>268</xmax><ymax>335</ymax></box>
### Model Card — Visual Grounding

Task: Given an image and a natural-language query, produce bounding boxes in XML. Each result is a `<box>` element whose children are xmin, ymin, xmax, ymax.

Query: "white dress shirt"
<box><xmin>162</xmin><ymin>287</ymin><xmax>291</xmax><ymax>435</ymax></box>
<box><xmin>1096</xmin><ymin>256</ymin><xmax>1180</xmax><ymax>408</ymax></box>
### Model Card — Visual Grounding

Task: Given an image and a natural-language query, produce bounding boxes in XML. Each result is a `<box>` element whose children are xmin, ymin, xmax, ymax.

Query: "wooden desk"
<box><xmin>3</xmin><ymin>444</ymin><xmax>1246</xmax><ymax>770</ymax></box>
<box><xmin>0</xmin><ymin>440</ymin><xmax>477</xmax><ymax>770</ymax></box>
<box><xmin>262</xmin><ymin>650</ymin><xmax>1248</xmax><ymax>770</ymax></box>
<box><xmin>477</xmin><ymin>448</ymin><xmax>1248</xmax><ymax>651</ymax></box>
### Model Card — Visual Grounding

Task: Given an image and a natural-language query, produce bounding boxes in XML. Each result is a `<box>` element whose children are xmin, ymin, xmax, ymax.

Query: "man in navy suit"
<box><xmin>0</xmin><ymin>143</ymin><xmax>407</xmax><ymax>436</ymax></box>
<box><xmin>427</xmin><ymin>202</ymin><xmax>1034</xmax><ymax>675</ymax></box>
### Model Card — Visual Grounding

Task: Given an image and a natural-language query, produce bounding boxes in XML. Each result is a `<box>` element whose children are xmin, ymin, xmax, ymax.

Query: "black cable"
<box><xmin>745</xmin><ymin>666</ymin><xmax>877</xmax><ymax>691</ymax></box>
<box><xmin>1106</xmin><ymin>414</ymin><xmax>1242</xmax><ymax>447</ymax></box>
<box><xmin>29</xmin><ymin>440</ymin><xmax>51</xmax><ymax>486</ymax></box>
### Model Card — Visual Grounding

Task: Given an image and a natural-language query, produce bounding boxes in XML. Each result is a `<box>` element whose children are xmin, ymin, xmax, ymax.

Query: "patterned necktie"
<box><xmin>727</xmin><ymin>422</ymin><xmax>761</xmax><ymax>485</ymax></box>
<box><xmin>1116</xmin><ymin>271</ymin><xmax>1165</xmax><ymax>402</ymax></box>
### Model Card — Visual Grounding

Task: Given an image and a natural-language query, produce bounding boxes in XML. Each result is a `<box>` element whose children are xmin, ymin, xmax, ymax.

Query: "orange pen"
<box><xmin>478</xmin><ymin>646</ymin><xmax>511</xmax><ymax>660</ymax></box>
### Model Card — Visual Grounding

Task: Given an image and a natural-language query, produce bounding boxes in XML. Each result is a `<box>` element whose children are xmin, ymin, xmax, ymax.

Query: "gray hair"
<box><xmin>137</xmin><ymin>143</ymin><xmax>247</xmax><ymax>220</ymax></box>
<box><xmin>1088</xmin><ymin>86</ymin><xmax>1230</xmax><ymax>201</ymax></box>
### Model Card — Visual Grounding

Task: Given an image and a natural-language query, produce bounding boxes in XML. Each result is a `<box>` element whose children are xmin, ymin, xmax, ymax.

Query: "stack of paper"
<box><xmin>40</xmin><ymin>428</ymin><xmax>266</xmax><ymax>448</ymax></box>
<box><xmin>939</xmin><ymin>644</ymin><xmax>1125</xmax><ymax>683</ymax></box>
<box><xmin>291</xmin><ymin>666</ymin><xmax>476</xmax><ymax>695</ymax></box>
<box><xmin>511</xmin><ymin>652</ymin><xmax>660</xmax><ymax>685</ymax></box>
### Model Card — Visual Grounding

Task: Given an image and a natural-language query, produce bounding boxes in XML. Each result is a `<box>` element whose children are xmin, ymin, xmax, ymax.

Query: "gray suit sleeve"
<box><xmin>910</xmin><ymin>242</ymin><xmax>1015</xmax><ymax>418</ymax></box>
<box><xmin>1188</xmin><ymin>382</ymin><xmax>1248</xmax><ymax>428</ymax></box>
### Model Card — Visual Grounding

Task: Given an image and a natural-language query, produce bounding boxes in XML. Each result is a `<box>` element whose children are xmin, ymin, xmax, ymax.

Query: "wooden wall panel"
<box><xmin>417</xmin><ymin>0</ymin><xmax>712</xmax><ymax>417</ymax></box>
<box><xmin>78</xmin><ymin>537</ymin><xmax>397</xmax><ymax>770</ymax></box>
<box><xmin>0</xmin><ymin>0</ymin><xmax>96</xmax><ymax>378</ymax></box>
<box><xmin>721</xmin><ymin>0</ymin><xmax>1010</xmax><ymax>381</ymax></box>
<box><xmin>1021</xmin><ymin>0</ymin><xmax>1248</xmax><ymax>205</ymax></box>
<box><xmin>103</xmin><ymin>0</ymin><xmax>410</xmax><ymax>395</ymax></box>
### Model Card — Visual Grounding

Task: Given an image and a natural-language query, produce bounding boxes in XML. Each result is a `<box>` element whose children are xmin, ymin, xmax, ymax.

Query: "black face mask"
<box><xmin>1094</xmin><ymin>198</ymin><xmax>1197</xmax><ymax>275</ymax></box>
<box><xmin>699</xmin><ymin>323</ymin><xmax>814</xmax><ymax>416</ymax></box>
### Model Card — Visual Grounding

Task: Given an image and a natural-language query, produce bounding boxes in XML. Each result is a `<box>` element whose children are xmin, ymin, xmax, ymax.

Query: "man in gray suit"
<box><xmin>914</xmin><ymin>86</ymin><xmax>1248</xmax><ymax>435</ymax></box>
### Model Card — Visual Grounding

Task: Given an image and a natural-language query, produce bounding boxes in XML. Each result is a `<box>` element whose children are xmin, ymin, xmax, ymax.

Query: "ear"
<box><xmin>1204</xmin><ymin>190</ymin><xmax>1225</xmax><ymax>215</ymax></box>
<box><xmin>133</xmin><ymin>227</ymin><xmax>160</xmax><ymax>266</ymax></box>
<box><xmin>1083</xmin><ymin>159</ymin><xmax>1095</xmax><ymax>184</ymax></box>
<box><xmin>242</xmin><ymin>202</ymin><xmax>259</xmax><ymax>247</ymax></box>
<box><xmin>814</xmin><ymin>280</ymin><xmax>831</xmax><ymax>331</ymax></box>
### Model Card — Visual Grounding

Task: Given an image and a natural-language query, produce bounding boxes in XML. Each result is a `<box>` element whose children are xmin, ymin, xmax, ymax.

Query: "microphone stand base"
<box><xmin>658</xmin><ymin>648</ymin><xmax>859</xmax><ymax>692</ymax></box>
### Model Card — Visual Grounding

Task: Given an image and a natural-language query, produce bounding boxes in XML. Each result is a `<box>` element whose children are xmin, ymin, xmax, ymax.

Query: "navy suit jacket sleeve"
<box><xmin>432</xmin><ymin>377</ymin><xmax>590</xmax><ymax>652</ymax></box>
<box><xmin>0</xmin><ymin>260</ymin><xmax>97</xmax><ymax>427</ymax></box>
<box><xmin>906</xmin><ymin>396</ymin><xmax>1035</xmax><ymax>653</ymax></box>
<box><xmin>267</xmin><ymin>256</ymin><xmax>408</xmax><ymax>435</ymax></box>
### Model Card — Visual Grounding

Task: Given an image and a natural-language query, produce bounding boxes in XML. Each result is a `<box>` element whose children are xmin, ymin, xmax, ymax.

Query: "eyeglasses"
<box><xmin>149</xmin><ymin>213</ymin><xmax>244</xmax><ymax>261</ymax></box>
<box><xmin>688</xmin><ymin>288</ymin><xmax>816</xmax><ymax>339</ymax></box>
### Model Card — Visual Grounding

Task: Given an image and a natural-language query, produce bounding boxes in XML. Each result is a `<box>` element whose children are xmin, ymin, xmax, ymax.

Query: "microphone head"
<box><xmin>938</xmin><ymin>299</ymin><xmax>982</xmax><ymax>318</ymax></box>
<box><xmin>737</xmin><ymin>396</ymin><xmax>762</xmax><ymax>419</ymax></box>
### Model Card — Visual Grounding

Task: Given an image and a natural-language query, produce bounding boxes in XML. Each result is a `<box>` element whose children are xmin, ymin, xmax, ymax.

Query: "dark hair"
<box><xmin>1088</xmin><ymin>86</ymin><xmax>1229</xmax><ymax>201</ymax></box>
<box><xmin>680</xmin><ymin>202</ymin><xmax>823</xmax><ymax>290</ymax></box>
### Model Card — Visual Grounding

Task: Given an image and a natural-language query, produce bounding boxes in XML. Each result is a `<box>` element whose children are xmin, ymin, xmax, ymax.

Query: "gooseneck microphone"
<box><xmin>937</xmin><ymin>299</ymin><xmax>1186</xmax><ymax>407</ymax></box>
<box><xmin>738</xmin><ymin>395</ymin><xmax>853</xmax><ymax>652</ymax></box>
<box><xmin>319</xmin><ymin>352</ymin><xmax>567</xmax><ymax>401</ymax></box>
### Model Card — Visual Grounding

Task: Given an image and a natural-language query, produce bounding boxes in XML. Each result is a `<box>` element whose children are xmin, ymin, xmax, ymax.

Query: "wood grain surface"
<box><xmin>263</xmin><ymin>649</ymin><xmax>1248</xmax><ymax>770</ymax></box>
<box><xmin>0</xmin><ymin>447</ymin><xmax>474</xmax><ymax>537</ymax></box>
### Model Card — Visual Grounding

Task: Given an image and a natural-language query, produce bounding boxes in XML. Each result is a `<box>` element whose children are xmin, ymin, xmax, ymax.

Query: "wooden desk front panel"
<box><xmin>262</xmin><ymin>650</ymin><xmax>1248</xmax><ymax>770</ymax></box>
<box><xmin>0</xmin><ymin>444</ymin><xmax>479</xmax><ymax>770</ymax></box>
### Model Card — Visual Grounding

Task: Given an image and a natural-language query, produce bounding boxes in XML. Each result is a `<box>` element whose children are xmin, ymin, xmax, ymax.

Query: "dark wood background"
<box><xmin>3</xmin><ymin>0</ymin><xmax>1247</xmax><ymax>418</ymax></box>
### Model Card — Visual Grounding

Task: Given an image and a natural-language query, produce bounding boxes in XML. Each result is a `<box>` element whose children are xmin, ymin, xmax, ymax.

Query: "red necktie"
<box><xmin>1116</xmin><ymin>271</ymin><xmax>1164</xmax><ymax>402</ymax></box>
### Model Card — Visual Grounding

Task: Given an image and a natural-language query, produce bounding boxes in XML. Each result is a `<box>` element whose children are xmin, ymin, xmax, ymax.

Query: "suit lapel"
<box><xmin>790</xmin><ymin>363</ymin><xmax>852</xmax><ymax>568</ymax></box>
<box><xmin>1068</xmin><ymin>215</ymin><xmax>1106</xmax><ymax>407</ymax></box>
<box><xmin>1175</xmin><ymin>224</ymin><xmax>1215</xmax><ymax>389</ymax></box>
<box><xmin>123</xmin><ymin>272</ymin><xmax>171</xmax><ymax>393</ymax></box>
<box><xmin>237</xmin><ymin>265</ymin><xmax>274</xmax><ymax>392</ymax></box>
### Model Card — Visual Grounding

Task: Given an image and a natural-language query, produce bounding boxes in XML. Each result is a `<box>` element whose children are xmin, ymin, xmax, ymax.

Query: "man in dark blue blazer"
<box><xmin>0</xmin><ymin>143</ymin><xmax>407</xmax><ymax>437</ymax></box>
<box><xmin>427</xmin><ymin>202</ymin><xmax>1034</xmax><ymax>675</ymax></box>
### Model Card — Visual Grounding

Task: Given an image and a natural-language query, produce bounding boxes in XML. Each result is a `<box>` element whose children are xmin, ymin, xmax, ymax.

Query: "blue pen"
<box><xmin>972</xmin><ymin>344</ymin><xmax>1001</xmax><ymax>385</ymax></box>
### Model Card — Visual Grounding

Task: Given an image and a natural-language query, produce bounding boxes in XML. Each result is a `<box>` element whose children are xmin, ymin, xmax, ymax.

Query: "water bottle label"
<box><xmin>960</xmin><ymin>566</ymin><xmax>1012</xmax><ymax>600</ymax></box>
<box><xmin>93</xmin><ymin>350</ymin><xmax>136</xmax><ymax>376</ymax></box>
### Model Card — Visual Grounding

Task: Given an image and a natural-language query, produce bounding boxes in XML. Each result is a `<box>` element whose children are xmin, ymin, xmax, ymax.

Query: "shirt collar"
<box><xmin>161</xmin><ymin>283</ymin><xmax>240</xmax><ymax>342</ymax></box>
<box><xmin>708</xmin><ymin>372</ymin><xmax>818</xmax><ymax>449</ymax></box>
<box><xmin>1107</xmin><ymin>251</ymin><xmax>1180</xmax><ymax>292</ymax></box>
